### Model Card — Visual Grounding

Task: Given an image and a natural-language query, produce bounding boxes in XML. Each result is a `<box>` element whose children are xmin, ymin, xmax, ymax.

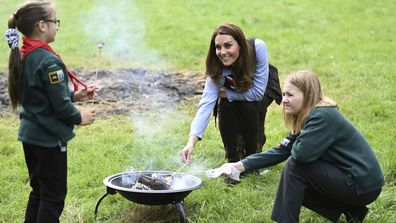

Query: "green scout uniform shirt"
<box><xmin>18</xmin><ymin>48</ymin><xmax>82</xmax><ymax>147</ymax></box>
<box><xmin>242</xmin><ymin>106</ymin><xmax>384</xmax><ymax>195</ymax></box>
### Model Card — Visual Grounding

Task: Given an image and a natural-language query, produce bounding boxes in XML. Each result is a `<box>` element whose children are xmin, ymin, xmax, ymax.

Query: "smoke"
<box><xmin>83</xmin><ymin>0</ymin><xmax>187</xmax><ymax>169</ymax></box>
<box><xmin>120</xmin><ymin>109</ymin><xmax>209</xmax><ymax>184</ymax></box>
<box><xmin>131</xmin><ymin>109</ymin><xmax>186</xmax><ymax>164</ymax></box>
<box><xmin>84</xmin><ymin>0</ymin><xmax>165</xmax><ymax>67</ymax></box>
<box><xmin>128</xmin><ymin>109</ymin><xmax>210</xmax><ymax>175</ymax></box>
<box><xmin>83</xmin><ymin>1</ymin><xmax>210</xmax><ymax>175</ymax></box>
<box><xmin>131</xmin><ymin>109</ymin><xmax>180</xmax><ymax>142</ymax></box>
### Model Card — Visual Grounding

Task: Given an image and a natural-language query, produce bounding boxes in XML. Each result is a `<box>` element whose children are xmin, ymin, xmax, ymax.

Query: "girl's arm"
<box><xmin>241</xmin><ymin>133</ymin><xmax>296</xmax><ymax>171</ymax></box>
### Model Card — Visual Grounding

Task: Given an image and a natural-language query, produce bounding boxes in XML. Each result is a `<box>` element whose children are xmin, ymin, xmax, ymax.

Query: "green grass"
<box><xmin>1</xmin><ymin>0</ymin><xmax>395</xmax><ymax>222</ymax></box>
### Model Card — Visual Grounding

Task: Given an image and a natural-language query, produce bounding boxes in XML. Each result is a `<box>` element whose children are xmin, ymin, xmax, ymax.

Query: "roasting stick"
<box><xmin>154</xmin><ymin>170</ymin><xmax>206</xmax><ymax>177</ymax></box>
<box><xmin>92</xmin><ymin>41</ymin><xmax>104</xmax><ymax>104</ymax></box>
<box><xmin>178</xmin><ymin>170</ymin><xmax>207</xmax><ymax>174</ymax></box>
<box><xmin>171</xmin><ymin>163</ymin><xmax>188</xmax><ymax>177</ymax></box>
<box><xmin>158</xmin><ymin>170</ymin><xmax>209</xmax><ymax>176</ymax></box>
<box><xmin>88</xmin><ymin>42</ymin><xmax>104</xmax><ymax>144</ymax></box>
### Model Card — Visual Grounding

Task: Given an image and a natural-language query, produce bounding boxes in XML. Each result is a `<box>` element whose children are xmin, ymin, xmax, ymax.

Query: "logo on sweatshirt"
<box><xmin>48</xmin><ymin>70</ymin><xmax>65</xmax><ymax>84</ymax></box>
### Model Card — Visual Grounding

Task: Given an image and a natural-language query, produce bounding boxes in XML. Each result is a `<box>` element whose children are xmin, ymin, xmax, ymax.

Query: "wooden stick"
<box><xmin>92</xmin><ymin>42</ymin><xmax>104</xmax><ymax>104</ymax></box>
<box><xmin>171</xmin><ymin>163</ymin><xmax>188</xmax><ymax>177</ymax></box>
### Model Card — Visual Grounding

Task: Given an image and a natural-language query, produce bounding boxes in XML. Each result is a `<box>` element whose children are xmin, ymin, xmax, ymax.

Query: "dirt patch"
<box><xmin>0</xmin><ymin>68</ymin><xmax>204</xmax><ymax>116</ymax></box>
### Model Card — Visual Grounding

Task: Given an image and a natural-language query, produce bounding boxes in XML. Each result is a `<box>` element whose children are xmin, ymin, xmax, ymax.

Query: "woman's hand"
<box><xmin>180</xmin><ymin>145</ymin><xmax>194</xmax><ymax>165</ymax></box>
<box><xmin>180</xmin><ymin>135</ymin><xmax>199</xmax><ymax>164</ymax></box>
<box><xmin>73</xmin><ymin>85</ymin><xmax>98</xmax><ymax>102</ymax></box>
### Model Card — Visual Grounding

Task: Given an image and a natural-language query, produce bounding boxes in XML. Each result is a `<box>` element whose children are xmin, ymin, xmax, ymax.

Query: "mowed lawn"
<box><xmin>0</xmin><ymin>0</ymin><xmax>395</xmax><ymax>222</ymax></box>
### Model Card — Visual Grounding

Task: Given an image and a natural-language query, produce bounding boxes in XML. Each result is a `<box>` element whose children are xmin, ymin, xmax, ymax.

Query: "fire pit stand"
<box><xmin>175</xmin><ymin>201</ymin><xmax>186</xmax><ymax>221</ymax></box>
<box><xmin>94</xmin><ymin>171</ymin><xmax>204</xmax><ymax>223</ymax></box>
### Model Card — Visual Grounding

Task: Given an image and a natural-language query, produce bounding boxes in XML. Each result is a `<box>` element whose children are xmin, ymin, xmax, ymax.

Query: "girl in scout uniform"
<box><xmin>219</xmin><ymin>71</ymin><xmax>384</xmax><ymax>222</ymax></box>
<box><xmin>5</xmin><ymin>1</ymin><xmax>97</xmax><ymax>222</ymax></box>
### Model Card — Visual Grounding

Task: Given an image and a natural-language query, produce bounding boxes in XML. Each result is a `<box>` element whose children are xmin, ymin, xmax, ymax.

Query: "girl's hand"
<box><xmin>220</xmin><ymin>162</ymin><xmax>246</xmax><ymax>173</ymax></box>
<box><xmin>79</xmin><ymin>108</ymin><xmax>96</xmax><ymax>125</ymax></box>
<box><xmin>73</xmin><ymin>85</ymin><xmax>99</xmax><ymax>102</ymax></box>
<box><xmin>205</xmin><ymin>163</ymin><xmax>243</xmax><ymax>181</ymax></box>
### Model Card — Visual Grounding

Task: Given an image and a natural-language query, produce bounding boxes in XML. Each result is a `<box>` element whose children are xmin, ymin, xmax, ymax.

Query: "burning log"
<box><xmin>137</xmin><ymin>175</ymin><xmax>171</xmax><ymax>190</ymax></box>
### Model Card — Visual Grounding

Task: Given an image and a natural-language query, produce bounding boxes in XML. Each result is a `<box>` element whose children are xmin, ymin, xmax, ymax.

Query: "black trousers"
<box><xmin>23</xmin><ymin>142</ymin><xmax>67</xmax><ymax>223</ymax></box>
<box><xmin>271</xmin><ymin>158</ymin><xmax>381</xmax><ymax>223</ymax></box>
<box><xmin>255</xmin><ymin>95</ymin><xmax>273</xmax><ymax>153</ymax></box>
<box><xmin>218</xmin><ymin>99</ymin><xmax>260</xmax><ymax>162</ymax></box>
<box><xmin>218</xmin><ymin>96</ymin><xmax>273</xmax><ymax>162</ymax></box>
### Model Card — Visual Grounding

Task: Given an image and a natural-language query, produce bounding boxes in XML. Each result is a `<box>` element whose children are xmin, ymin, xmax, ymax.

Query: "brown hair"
<box><xmin>283</xmin><ymin>70</ymin><xmax>337</xmax><ymax>134</ymax></box>
<box><xmin>7</xmin><ymin>0</ymin><xmax>52</xmax><ymax>110</ymax></box>
<box><xmin>205</xmin><ymin>23</ymin><xmax>256</xmax><ymax>92</ymax></box>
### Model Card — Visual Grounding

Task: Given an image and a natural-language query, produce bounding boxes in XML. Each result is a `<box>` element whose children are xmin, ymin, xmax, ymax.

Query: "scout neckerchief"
<box><xmin>20</xmin><ymin>37</ymin><xmax>87</xmax><ymax>91</ymax></box>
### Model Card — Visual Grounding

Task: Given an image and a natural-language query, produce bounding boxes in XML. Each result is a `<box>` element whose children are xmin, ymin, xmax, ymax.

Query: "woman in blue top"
<box><xmin>180</xmin><ymin>23</ymin><xmax>271</xmax><ymax>164</ymax></box>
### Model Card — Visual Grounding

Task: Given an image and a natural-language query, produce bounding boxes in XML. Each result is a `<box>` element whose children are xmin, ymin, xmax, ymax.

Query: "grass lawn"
<box><xmin>1</xmin><ymin>0</ymin><xmax>395</xmax><ymax>222</ymax></box>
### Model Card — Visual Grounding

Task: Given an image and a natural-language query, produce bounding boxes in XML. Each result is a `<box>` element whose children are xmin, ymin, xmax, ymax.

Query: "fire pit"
<box><xmin>94</xmin><ymin>171</ymin><xmax>204</xmax><ymax>223</ymax></box>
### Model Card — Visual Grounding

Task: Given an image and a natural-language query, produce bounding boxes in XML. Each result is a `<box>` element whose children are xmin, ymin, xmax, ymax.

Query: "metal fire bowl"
<box><xmin>103</xmin><ymin>171</ymin><xmax>204</xmax><ymax>205</ymax></box>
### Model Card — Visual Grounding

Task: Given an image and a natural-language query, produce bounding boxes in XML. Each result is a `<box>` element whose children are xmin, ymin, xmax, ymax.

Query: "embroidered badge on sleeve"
<box><xmin>48</xmin><ymin>70</ymin><xmax>65</xmax><ymax>84</ymax></box>
<box><xmin>275</xmin><ymin>137</ymin><xmax>291</xmax><ymax>149</ymax></box>
<box><xmin>280</xmin><ymin>138</ymin><xmax>291</xmax><ymax>147</ymax></box>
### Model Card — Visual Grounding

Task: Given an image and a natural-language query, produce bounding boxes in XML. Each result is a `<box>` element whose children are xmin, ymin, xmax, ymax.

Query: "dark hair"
<box><xmin>205</xmin><ymin>23</ymin><xmax>255</xmax><ymax>92</ymax></box>
<box><xmin>7</xmin><ymin>1</ymin><xmax>52</xmax><ymax>110</ymax></box>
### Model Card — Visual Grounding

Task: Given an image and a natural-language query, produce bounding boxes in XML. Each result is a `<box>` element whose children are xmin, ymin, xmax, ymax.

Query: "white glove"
<box><xmin>205</xmin><ymin>164</ymin><xmax>242</xmax><ymax>181</ymax></box>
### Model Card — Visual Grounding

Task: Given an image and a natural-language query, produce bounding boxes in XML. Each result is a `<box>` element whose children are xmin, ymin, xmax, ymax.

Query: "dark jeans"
<box><xmin>23</xmin><ymin>142</ymin><xmax>67</xmax><ymax>223</ymax></box>
<box><xmin>271</xmin><ymin>158</ymin><xmax>381</xmax><ymax>223</ymax></box>
<box><xmin>218</xmin><ymin>99</ymin><xmax>260</xmax><ymax>162</ymax></box>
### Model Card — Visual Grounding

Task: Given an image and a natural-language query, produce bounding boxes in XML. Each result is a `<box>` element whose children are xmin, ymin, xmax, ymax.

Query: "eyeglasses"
<box><xmin>44</xmin><ymin>19</ymin><xmax>60</xmax><ymax>28</ymax></box>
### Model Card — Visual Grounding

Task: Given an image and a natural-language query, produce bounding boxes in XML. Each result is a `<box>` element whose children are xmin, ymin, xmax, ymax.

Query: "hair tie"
<box><xmin>5</xmin><ymin>28</ymin><xmax>19</xmax><ymax>49</ymax></box>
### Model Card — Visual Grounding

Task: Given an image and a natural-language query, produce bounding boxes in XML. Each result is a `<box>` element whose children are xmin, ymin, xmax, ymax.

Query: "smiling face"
<box><xmin>282</xmin><ymin>81</ymin><xmax>304</xmax><ymax>115</ymax></box>
<box><xmin>214</xmin><ymin>34</ymin><xmax>240</xmax><ymax>67</ymax></box>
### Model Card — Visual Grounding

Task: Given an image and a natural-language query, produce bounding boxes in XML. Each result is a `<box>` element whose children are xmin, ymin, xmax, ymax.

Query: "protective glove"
<box><xmin>205</xmin><ymin>164</ymin><xmax>242</xmax><ymax>182</ymax></box>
